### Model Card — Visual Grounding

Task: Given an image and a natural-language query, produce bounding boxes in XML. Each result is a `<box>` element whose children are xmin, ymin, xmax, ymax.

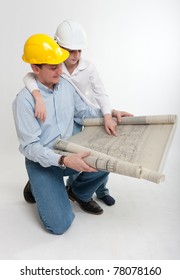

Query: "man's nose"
<box><xmin>57</xmin><ymin>64</ymin><xmax>63</xmax><ymax>74</ymax></box>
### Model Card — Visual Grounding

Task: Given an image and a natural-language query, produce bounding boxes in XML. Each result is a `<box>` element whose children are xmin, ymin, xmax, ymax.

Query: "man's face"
<box><xmin>32</xmin><ymin>64</ymin><xmax>63</xmax><ymax>89</ymax></box>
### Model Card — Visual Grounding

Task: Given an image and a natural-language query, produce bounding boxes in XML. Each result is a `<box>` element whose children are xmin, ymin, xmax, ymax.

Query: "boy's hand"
<box><xmin>104</xmin><ymin>114</ymin><xmax>118</xmax><ymax>136</ymax></box>
<box><xmin>104</xmin><ymin>111</ymin><xmax>134</xmax><ymax>136</ymax></box>
<box><xmin>112</xmin><ymin>109</ymin><xmax>134</xmax><ymax>123</ymax></box>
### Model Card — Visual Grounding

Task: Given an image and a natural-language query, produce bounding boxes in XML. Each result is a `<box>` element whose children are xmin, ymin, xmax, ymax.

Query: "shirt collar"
<box><xmin>62</xmin><ymin>58</ymin><xmax>87</xmax><ymax>76</ymax></box>
<box><xmin>36</xmin><ymin>79</ymin><xmax>60</xmax><ymax>95</ymax></box>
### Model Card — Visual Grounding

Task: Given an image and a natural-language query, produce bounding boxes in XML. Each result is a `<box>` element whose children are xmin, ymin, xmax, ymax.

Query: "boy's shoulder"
<box><xmin>79</xmin><ymin>58</ymin><xmax>92</xmax><ymax>67</ymax></box>
<box><xmin>80</xmin><ymin>58</ymin><xmax>97</xmax><ymax>71</ymax></box>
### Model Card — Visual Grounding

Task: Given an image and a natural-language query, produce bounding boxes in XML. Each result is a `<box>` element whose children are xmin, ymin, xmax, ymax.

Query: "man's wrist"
<box><xmin>58</xmin><ymin>156</ymin><xmax>66</xmax><ymax>169</ymax></box>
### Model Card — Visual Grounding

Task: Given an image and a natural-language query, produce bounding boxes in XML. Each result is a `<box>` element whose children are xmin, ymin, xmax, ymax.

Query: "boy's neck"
<box><xmin>65</xmin><ymin>62</ymin><xmax>79</xmax><ymax>75</ymax></box>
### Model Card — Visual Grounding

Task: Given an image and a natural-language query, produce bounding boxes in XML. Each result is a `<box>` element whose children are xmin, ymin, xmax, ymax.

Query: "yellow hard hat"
<box><xmin>22</xmin><ymin>34</ymin><xmax>69</xmax><ymax>64</ymax></box>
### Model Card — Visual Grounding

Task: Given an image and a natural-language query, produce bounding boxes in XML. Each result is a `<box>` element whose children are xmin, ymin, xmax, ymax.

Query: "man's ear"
<box><xmin>31</xmin><ymin>64</ymin><xmax>40</xmax><ymax>74</ymax></box>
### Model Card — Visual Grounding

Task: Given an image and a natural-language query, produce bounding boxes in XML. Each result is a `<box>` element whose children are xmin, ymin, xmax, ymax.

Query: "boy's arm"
<box><xmin>88</xmin><ymin>63</ymin><xmax>134</xmax><ymax>136</ymax></box>
<box><xmin>23</xmin><ymin>72</ymin><xmax>46</xmax><ymax>122</ymax></box>
<box><xmin>32</xmin><ymin>90</ymin><xmax>46</xmax><ymax>122</ymax></box>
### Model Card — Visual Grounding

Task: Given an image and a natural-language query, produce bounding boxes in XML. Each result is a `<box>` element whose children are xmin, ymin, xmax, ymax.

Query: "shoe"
<box><xmin>23</xmin><ymin>181</ymin><xmax>36</xmax><ymax>203</ymax></box>
<box><xmin>68</xmin><ymin>187</ymin><xmax>103</xmax><ymax>215</ymax></box>
<box><xmin>99</xmin><ymin>195</ymin><xmax>115</xmax><ymax>206</ymax></box>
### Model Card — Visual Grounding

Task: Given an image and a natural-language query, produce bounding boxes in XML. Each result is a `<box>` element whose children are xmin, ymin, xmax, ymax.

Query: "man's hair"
<box><xmin>33</xmin><ymin>64</ymin><xmax>43</xmax><ymax>68</ymax></box>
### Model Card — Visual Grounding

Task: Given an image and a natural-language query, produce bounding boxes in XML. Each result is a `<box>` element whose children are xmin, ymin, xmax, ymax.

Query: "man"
<box><xmin>12</xmin><ymin>34</ymin><xmax>110</xmax><ymax>235</ymax></box>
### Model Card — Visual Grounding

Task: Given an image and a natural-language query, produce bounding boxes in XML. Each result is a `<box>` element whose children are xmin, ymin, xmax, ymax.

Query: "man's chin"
<box><xmin>53</xmin><ymin>77</ymin><xmax>60</xmax><ymax>83</ymax></box>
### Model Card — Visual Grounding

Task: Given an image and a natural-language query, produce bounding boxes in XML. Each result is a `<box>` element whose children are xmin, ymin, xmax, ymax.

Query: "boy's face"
<box><xmin>31</xmin><ymin>64</ymin><xmax>63</xmax><ymax>89</ymax></box>
<box><xmin>63</xmin><ymin>49</ymin><xmax>82</xmax><ymax>67</ymax></box>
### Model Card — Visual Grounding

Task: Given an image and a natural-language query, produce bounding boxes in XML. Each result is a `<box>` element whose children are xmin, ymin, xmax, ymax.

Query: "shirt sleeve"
<box><xmin>12</xmin><ymin>91</ymin><xmax>60</xmax><ymax>167</ymax></box>
<box><xmin>89</xmin><ymin>63</ymin><xmax>112</xmax><ymax>115</ymax></box>
<box><xmin>73</xmin><ymin>89</ymin><xmax>103</xmax><ymax>124</ymax></box>
<box><xmin>23</xmin><ymin>72</ymin><xmax>39</xmax><ymax>93</ymax></box>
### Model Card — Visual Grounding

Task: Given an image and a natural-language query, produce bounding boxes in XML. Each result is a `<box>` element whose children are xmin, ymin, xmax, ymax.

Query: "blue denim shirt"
<box><xmin>12</xmin><ymin>77</ymin><xmax>102</xmax><ymax>167</ymax></box>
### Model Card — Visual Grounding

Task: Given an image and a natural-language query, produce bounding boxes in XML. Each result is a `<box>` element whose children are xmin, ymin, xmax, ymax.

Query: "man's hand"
<box><xmin>63</xmin><ymin>152</ymin><xmax>97</xmax><ymax>172</ymax></box>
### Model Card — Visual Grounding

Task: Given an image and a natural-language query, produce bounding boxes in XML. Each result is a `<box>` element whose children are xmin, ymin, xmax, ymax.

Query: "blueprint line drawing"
<box><xmin>55</xmin><ymin>115</ymin><xmax>177</xmax><ymax>184</ymax></box>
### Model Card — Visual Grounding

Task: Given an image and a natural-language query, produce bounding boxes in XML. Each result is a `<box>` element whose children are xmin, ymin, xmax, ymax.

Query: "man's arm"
<box><xmin>12</xmin><ymin>90</ymin><xmax>60</xmax><ymax>167</ymax></box>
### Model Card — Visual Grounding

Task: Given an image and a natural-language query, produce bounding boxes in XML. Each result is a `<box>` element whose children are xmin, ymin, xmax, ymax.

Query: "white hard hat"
<box><xmin>54</xmin><ymin>20</ymin><xmax>88</xmax><ymax>50</ymax></box>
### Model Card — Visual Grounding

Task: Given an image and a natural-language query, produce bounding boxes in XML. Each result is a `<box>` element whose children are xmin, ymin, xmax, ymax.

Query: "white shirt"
<box><xmin>23</xmin><ymin>58</ymin><xmax>111</xmax><ymax>115</ymax></box>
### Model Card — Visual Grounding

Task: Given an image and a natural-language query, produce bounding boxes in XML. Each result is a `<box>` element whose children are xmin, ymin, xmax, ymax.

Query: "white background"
<box><xmin>0</xmin><ymin>0</ymin><xmax>179</xmax><ymax>155</ymax></box>
<box><xmin>0</xmin><ymin>0</ymin><xmax>180</xmax><ymax>266</ymax></box>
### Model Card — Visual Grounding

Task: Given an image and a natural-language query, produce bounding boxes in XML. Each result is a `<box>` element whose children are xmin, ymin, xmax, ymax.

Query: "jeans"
<box><xmin>25</xmin><ymin>158</ymin><xmax>109</xmax><ymax>235</ymax></box>
<box><xmin>70</xmin><ymin>121</ymin><xmax>110</xmax><ymax>198</ymax></box>
<box><xmin>67</xmin><ymin>174</ymin><xmax>109</xmax><ymax>198</ymax></box>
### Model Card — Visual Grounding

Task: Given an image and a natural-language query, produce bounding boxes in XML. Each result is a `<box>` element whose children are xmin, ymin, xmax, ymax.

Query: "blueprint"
<box><xmin>55</xmin><ymin>115</ymin><xmax>177</xmax><ymax>183</ymax></box>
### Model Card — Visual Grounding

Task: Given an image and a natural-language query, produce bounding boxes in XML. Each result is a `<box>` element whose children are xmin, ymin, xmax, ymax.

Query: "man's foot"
<box><xmin>23</xmin><ymin>181</ymin><xmax>36</xmax><ymax>203</ymax></box>
<box><xmin>68</xmin><ymin>187</ymin><xmax>103</xmax><ymax>215</ymax></box>
<box><xmin>99</xmin><ymin>195</ymin><xmax>115</xmax><ymax>206</ymax></box>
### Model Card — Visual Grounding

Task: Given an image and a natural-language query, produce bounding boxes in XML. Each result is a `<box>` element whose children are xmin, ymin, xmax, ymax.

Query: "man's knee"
<box><xmin>44</xmin><ymin>213</ymin><xmax>75</xmax><ymax>235</ymax></box>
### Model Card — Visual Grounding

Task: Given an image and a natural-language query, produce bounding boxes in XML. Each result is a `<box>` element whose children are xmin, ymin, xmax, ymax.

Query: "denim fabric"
<box><xmin>70</xmin><ymin>121</ymin><xmax>110</xmax><ymax>198</ymax></box>
<box><xmin>67</xmin><ymin>174</ymin><xmax>109</xmax><ymax>198</ymax></box>
<box><xmin>25</xmin><ymin>158</ymin><xmax>109</xmax><ymax>235</ymax></box>
<box><xmin>94</xmin><ymin>177</ymin><xmax>109</xmax><ymax>198</ymax></box>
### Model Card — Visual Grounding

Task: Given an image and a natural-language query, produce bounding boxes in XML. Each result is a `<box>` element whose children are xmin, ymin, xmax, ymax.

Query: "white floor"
<box><xmin>0</xmin><ymin>140</ymin><xmax>180</xmax><ymax>260</ymax></box>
